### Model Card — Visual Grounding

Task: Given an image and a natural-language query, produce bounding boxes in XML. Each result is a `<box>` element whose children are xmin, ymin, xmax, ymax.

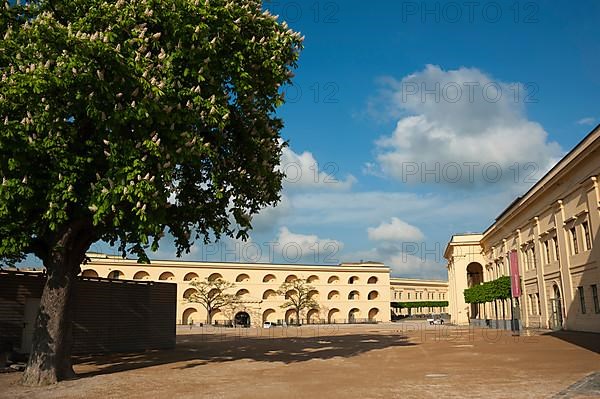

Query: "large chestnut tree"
<box><xmin>0</xmin><ymin>0</ymin><xmax>301</xmax><ymax>385</ymax></box>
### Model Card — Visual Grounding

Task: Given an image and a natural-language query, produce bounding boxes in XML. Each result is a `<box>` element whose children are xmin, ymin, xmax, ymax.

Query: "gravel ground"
<box><xmin>1</xmin><ymin>322</ymin><xmax>598</xmax><ymax>399</ymax></box>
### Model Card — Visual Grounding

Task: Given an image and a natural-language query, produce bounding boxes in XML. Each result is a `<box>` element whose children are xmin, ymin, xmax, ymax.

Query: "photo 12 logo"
<box><xmin>200</xmin><ymin>240</ymin><xmax>342</xmax><ymax>264</ymax></box>
<box><xmin>282</xmin><ymin>82</ymin><xmax>340</xmax><ymax>104</ymax></box>
<box><xmin>265</xmin><ymin>1</ymin><xmax>340</xmax><ymax>24</ymax></box>
<box><xmin>401</xmin><ymin>81</ymin><xmax>539</xmax><ymax>104</ymax></box>
<box><xmin>399</xmin><ymin>161</ymin><xmax>541</xmax><ymax>185</ymax></box>
<box><xmin>400</xmin><ymin>1</ymin><xmax>540</xmax><ymax>24</ymax></box>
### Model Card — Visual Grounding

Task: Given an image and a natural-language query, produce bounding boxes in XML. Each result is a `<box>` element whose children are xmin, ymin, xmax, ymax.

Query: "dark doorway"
<box><xmin>550</xmin><ymin>284</ymin><xmax>563</xmax><ymax>330</ymax></box>
<box><xmin>234</xmin><ymin>311</ymin><xmax>250</xmax><ymax>327</ymax></box>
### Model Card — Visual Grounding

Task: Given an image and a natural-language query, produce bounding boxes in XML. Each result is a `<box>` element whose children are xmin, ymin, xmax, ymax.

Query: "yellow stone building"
<box><xmin>445</xmin><ymin>125</ymin><xmax>600</xmax><ymax>333</ymax></box>
<box><xmin>81</xmin><ymin>254</ymin><xmax>452</xmax><ymax>326</ymax></box>
<box><xmin>82</xmin><ymin>254</ymin><xmax>393</xmax><ymax>326</ymax></box>
<box><xmin>390</xmin><ymin>278</ymin><xmax>449</xmax><ymax>316</ymax></box>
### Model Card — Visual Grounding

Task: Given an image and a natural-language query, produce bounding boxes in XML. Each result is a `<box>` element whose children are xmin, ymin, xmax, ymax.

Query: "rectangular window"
<box><xmin>399</xmin><ymin>292</ymin><xmax>402</xmax><ymax>300</ymax></box>
<box><xmin>553</xmin><ymin>237</ymin><xmax>560</xmax><ymax>261</ymax></box>
<box><xmin>578</xmin><ymin>286</ymin><xmax>586</xmax><ymax>314</ymax></box>
<box><xmin>526</xmin><ymin>247</ymin><xmax>536</xmax><ymax>270</ymax></box>
<box><xmin>592</xmin><ymin>285</ymin><xmax>599</xmax><ymax>314</ymax></box>
<box><xmin>407</xmin><ymin>292</ymin><xmax>411</xmax><ymax>300</ymax></box>
<box><xmin>544</xmin><ymin>240</ymin><xmax>551</xmax><ymax>264</ymax></box>
<box><xmin>571</xmin><ymin>227</ymin><xmax>579</xmax><ymax>255</ymax></box>
<box><xmin>536</xmin><ymin>293</ymin><xmax>541</xmax><ymax>315</ymax></box>
<box><xmin>582</xmin><ymin>221</ymin><xmax>591</xmax><ymax>251</ymax></box>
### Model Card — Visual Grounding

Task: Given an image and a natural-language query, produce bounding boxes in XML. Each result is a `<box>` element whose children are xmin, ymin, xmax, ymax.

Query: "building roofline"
<box><xmin>483</xmin><ymin>123</ymin><xmax>600</xmax><ymax>236</ymax></box>
<box><xmin>85</xmin><ymin>253</ymin><xmax>391</xmax><ymax>273</ymax></box>
<box><xmin>390</xmin><ymin>277</ymin><xmax>448</xmax><ymax>284</ymax></box>
<box><xmin>443</xmin><ymin>233</ymin><xmax>484</xmax><ymax>259</ymax></box>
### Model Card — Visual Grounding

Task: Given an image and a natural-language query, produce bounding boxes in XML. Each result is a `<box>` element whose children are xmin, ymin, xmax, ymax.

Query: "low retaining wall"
<box><xmin>470</xmin><ymin>318</ymin><xmax>517</xmax><ymax>331</ymax></box>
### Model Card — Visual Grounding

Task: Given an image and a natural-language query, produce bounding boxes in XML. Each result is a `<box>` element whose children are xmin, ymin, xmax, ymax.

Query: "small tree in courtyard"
<box><xmin>278</xmin><ymin>277</ymin><xmax>319</xmax><ymax>325</ymax></box>
<box><xmin>186</xmin><ymin>278</ymin><xmax>237</xmax><ymax>324</ymax></box>
<box><xmin>0</xmin><ymin>0</ymin><xmax>302</xmax><ymax>385</ymax></box>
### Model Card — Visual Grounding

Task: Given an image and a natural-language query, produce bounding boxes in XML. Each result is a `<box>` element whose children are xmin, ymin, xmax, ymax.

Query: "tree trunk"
<box><xmin>296</xmin><ymin>308</ymin><xmax>300</xmax><ymax>326</ymax></box>
<box><xmin>22</xmin><ymin>219</ymin><xmax>94</xmax><ymax>386</ymax></box>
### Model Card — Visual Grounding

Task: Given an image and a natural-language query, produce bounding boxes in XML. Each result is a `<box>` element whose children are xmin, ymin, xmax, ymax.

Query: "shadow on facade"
<box><xmin>74</xmin><ymin>331</ymin><xmax>415</xmax><ymax>378</ymax></box>
<box><xmin>549</xmin><ymin>231</ymin><xmax>600</xmax><ymax>351</ymax></box>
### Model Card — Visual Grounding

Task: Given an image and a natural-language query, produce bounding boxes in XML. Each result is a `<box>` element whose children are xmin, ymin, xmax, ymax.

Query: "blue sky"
<box><xmin>32</xmin><ymin>1</ymin><xmax>600</xmax><ymax>279</ymax></box>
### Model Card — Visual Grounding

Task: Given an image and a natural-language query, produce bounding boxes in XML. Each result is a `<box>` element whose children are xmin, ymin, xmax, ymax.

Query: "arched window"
<box><xmin>368</xmin><ymin>308</ymin><xmax>379</xmax><ymax>322</ymax></box>
<box><xmin>307</xmin><ymin>275</ymin><xmax>319</xmax><ymax>283</ymax></box>
<box><xmin>159</xmin><ymin>271</ymin><xmax>175</xmax><ymax>280</ymax></box>
<box><xmin>328</xmin><ymin>308</ymin><xmax>340</xmax><ymax>323</ymax></box>
<box><xmin>133</xmin><ymin>271</ymin><xmax>150</xmax><ymax>280</ymax></box>
<box><xmin>368</xmin><ymin>290</ymin><xmax>379</xmax><ymax>300</ymax></box>
<box><xmin>183</xmin><ymin>288</ymin><xmax>197</xmax><ymax>299</ymax></box>
<box><xmin>81</xmin><ymin>269</ymin><xmax>98</xmax><ymax>278</ymax></box>
<box><xmin>182</xmin><ymin>308</ymin><xmax>198</xmax><ymax>325</ymax></box>
<box><xmin>236</xmin><ymin>273</ymin><xmax>250</xmax><ymax>282</ymax></box>
<box><xmin>348</xmin><ymin>290</ymin><xmax>360</xmax><ymax>300</ymax></box>
<box><xmin>262</xmin><ymin>289</ymin><xmax>277</xmax><ymax>300</ymax></box>
<box><xmin>327</xmin><ymin>276</ymin><xmax>340</xmax><ymax>284</ymax></box>
<box><xmin>367</xmin><ymin>276</ymin><xmax>378</xmax><ymax>284</ymax></box>
<box><xmin>208</xmin><ymin>273</ymin><xmax>223</xmax><ymax>282</ymax></box>
<box><xmin>307</xmin><ymin>309</ymin><xmax>320</xmax><ymax>324</ymax></box>
<box><xmin>327</xmin><ymin>290</ymin><xmax>340</xmax><ymax>300</ymax></box>
<box><xmin>263</xmin><ymin>274</ymin><xmax>276</xmax><ymax>283</ymax></box>
<box><xmin>285</xmin><ymin>290</ymin><xmax>297</xmax><ymax>299</ymax></box>
<box><xmin>184</xmin><ymin>272</ymin><xmax>199</xmax><ymax>281</ymax></box>
<box><xmin>348</xmin><ymin>308</ymin><xmax>360</xmax><ymax>322</ymax></box>
<box><xmin>285</xmin><ymin>274</ymin><xmax>298</xmax><ymax>283</ymax></box>
<box><xmin>262</xmin><ymin>309</ymin><xmax>276</xmax><ymax>323</ymax></box>
<box><xmin>108</xmin><ymin>270</ymin><xmax>123</xmax><ymax>279</ymax></box>
<box><xmin>348</xmin><ymin>276</ymin><xmax>359</xmax><ymax>284</ymax></box>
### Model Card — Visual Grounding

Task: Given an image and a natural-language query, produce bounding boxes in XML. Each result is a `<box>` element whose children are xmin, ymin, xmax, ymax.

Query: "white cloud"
<box><xmin>288</xmin><ymin>191</ymin><xmax>438</xmax><ymax>226</ymax></box>
<box><xmin>344</xmin><ymin>244</ymin><xmax>447</xmax><ymax>280</ymax></box>
<box><xmin>576</xmin><ymin>117</ymin><xmax>596</xmax><ymax>126</ymax></box>
<box><xmin>279</xmin><ymin>145</ymin><xmax>356</xmax><ymax>191</ymax></box>
<box><xmin>371</xmin><ymin>65</ymin><xmax>563</xmax><ymax>186</ymax></box>
<box><xmin>367</xmin><ymin>217</ymin><xmax>424</xmax><ymax>242</ymax></box>
<box><xmin>275</xmin><ymin>226</ymin><xmax>344</xmax><ymax>263</ymax></box>
<box><xmin>249</xmin><ymin>144</ymin><xmax>357</xmax><ymax>233</ymax></box>
<box><xmin>250</xmin><ymin>193</ymin><xmax>292</xmax><ymax>233</ymax></box>
<box><xmin>386</xmin><ymin>251</ymin><xmax>447</xmax><ymax>280</ymax></box>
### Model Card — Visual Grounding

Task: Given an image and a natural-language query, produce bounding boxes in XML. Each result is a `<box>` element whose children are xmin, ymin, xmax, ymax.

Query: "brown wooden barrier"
<box><xmin>0</xmin><ymin>270</ymin><xmax>176</xmax><ymax>354</ymax></box>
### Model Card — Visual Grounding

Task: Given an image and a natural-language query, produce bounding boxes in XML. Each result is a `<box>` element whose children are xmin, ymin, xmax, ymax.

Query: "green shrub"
<box><xmin>463</xmin><ymin>276</ymin><xmax>513</xmax><ymax>304</ymax></box>
<box><xmin>390</xmin><ymin>301</ymin><xmax>449</xmax><ymax>309</ymax></box>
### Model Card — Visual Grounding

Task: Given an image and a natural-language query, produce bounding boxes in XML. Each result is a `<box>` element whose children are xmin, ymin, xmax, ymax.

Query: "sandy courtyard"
<box><xmin>1</xmin><ymin>322</ymin><xmax>599</xmax><ymax>399</ymax></box>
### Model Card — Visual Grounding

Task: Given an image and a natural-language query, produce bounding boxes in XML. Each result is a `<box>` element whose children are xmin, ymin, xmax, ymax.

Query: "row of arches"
<box><xmin>180</xmin><ymin>273</ymin><xmax>379</xmax><ymax>285</ymax></box>
<box><xmin>181</xmin><ymin>287</ymin><xmax>380</xmax><ymax>301</ymax></box>
<box><xmin>84</xmin><ymin>269</ymin><xmax>380</xmax><ymax>285</ymax></box>
<box><xmin>181</xmin><ymin>307</ymin><xmax>381</xmax><ymax>325</ymax></box>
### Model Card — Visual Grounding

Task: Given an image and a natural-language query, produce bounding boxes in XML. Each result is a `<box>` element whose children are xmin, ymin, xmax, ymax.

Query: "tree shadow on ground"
<box><xmin>74</xmin><ymin>329</ymin><xmax>415</xmax><ymax>378</ymax></box>
<box><xmin>544</xmin><ymin>330</ymin><xmax>600</xmax><ymax>354</ymax></box>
